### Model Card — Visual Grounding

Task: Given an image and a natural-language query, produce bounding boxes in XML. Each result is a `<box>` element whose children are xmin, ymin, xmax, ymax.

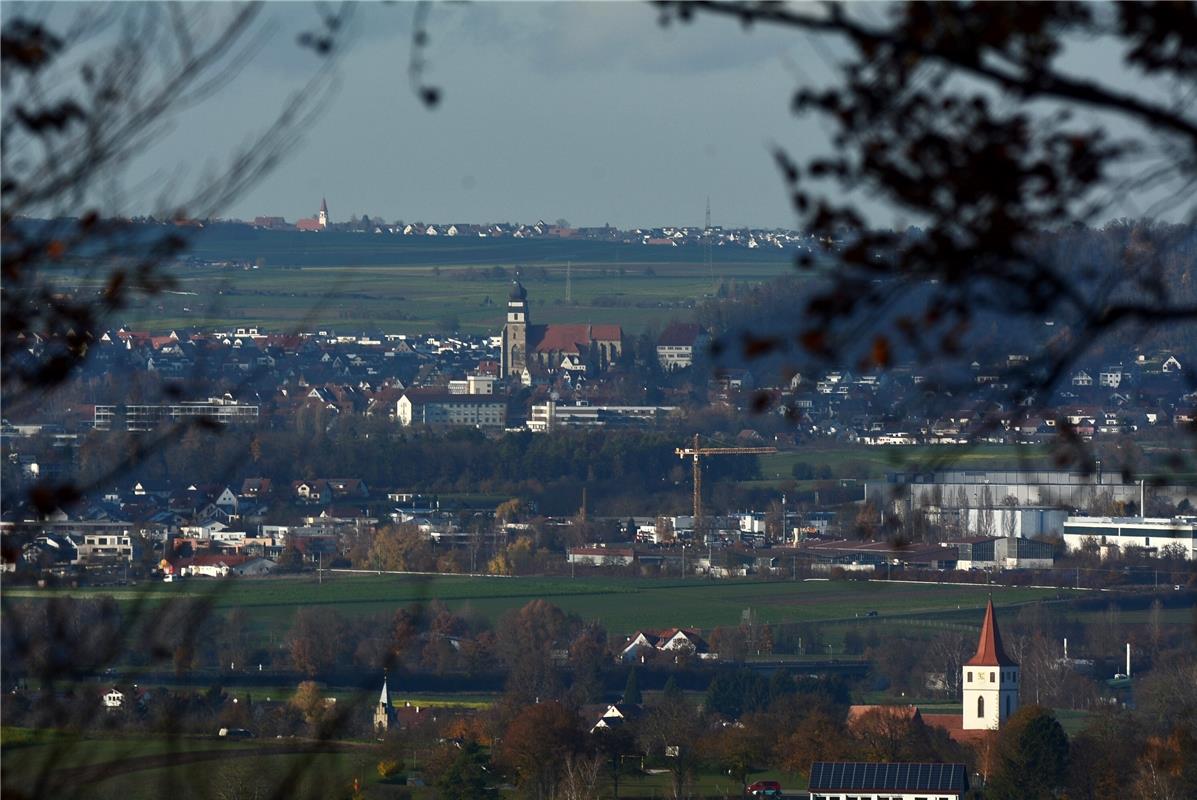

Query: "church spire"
<box><xmin>966</xmin><ymin>598</ymin><xmax>1016</xmax><ymax>666</ymax></box>
<box><xmin>373</xmin><ymin>672</ymin><xmax>394</xmax><ymax>732</ymax></box>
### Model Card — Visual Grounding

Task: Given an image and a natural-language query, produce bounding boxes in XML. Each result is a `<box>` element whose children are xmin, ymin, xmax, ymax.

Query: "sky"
<box><xmin>91</xmin><ymin>2</ymin><xmax>844</xmax><ymax>229</ymax></box>
<box><xmin>35</xmin><ymin>2</ymin><xmax>1190</xmax><ymax>230</ymax></box>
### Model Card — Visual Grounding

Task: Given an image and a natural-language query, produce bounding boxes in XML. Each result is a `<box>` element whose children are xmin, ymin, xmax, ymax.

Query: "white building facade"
<box><xmin>396</xmin><ymin>393</ymin><xmax>506</xmax><ymax>428</ymax></box>
<box><xmin>1063</xmin><ymin>516</ymin><xmax>1196</xmax><ymax>559</ymax></box>
<box><xmin>962</xmin><ymin>600</ymin><xmax>1020</xmax><ymax>730</ymax></box>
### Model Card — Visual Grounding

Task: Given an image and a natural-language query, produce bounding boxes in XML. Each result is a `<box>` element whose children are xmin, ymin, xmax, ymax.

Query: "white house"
<box><xmin>656</xmin><ymin>323</ymin><xmax>708</xmax><ymax>371</ymax></box>
<box><xmin>619</xmin><ymin>628</ymin><xmax>712</xmax><ymax>662</ymax></box>
<box><xmin>215</xmin><ymin>487</ymin><xmax>240</xmax><ymax>514</ymax></box>
<box><xmin>101</xmin><ymin>686</ymin><xmax>148</xmax><ymax>711</ymax></box>
<box><xmin>1099</xmin><ymin>364</ymin><xmax>1125</xmax><ymax>388</ymax></box>
<box><xmin>180</xmin><ymin>520</ymin><xmax>229</xmax><ymax>540</ymax></box>
<box><xmin>102</xmin><ymin>688</ymin><xmax>125</xmax><ymax>709</ymax></box>
<box><xmin>589</xmin><ymin>702</ymin><xmax>642</xmax><ymax>733</ymax></box>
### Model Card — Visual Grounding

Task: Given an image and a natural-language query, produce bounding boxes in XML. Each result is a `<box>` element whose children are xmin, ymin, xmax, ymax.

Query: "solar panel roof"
<box><xmin>808</xmin><ymin>762</ymin><xmax>968</xmax><ymax>792</ymax></box>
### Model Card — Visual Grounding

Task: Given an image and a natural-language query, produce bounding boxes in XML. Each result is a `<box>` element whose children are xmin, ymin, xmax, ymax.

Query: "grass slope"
<box><xmin>7</xmin><ymin>575</ymin><xmax>1073</xmax><ymax>637</ymax></box>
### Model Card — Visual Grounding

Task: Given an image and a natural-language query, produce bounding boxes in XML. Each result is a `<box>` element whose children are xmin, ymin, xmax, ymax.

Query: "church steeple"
<box><xmin>501</xmin><ymin>281</ymin><xmax>529</xmax><ymax>379</ymax></box>
<box><xmin>962</xmin><ymin>598</ymin><xmax>1020</xmax><ymax>730</ymax></box>
<box><xmin>373</xmin><ymin>672</ymin><xmax>394</xmax><ymax>733</ymax></box>
<box><xmin>318</xmin><ymin>197</ymin><xmax>329</xmax><ymax>229</ymax></box>
<box><xmin>966</xmin><ymin>599</ymin><xmax>1016</xmax><ymax>666</ymax></box>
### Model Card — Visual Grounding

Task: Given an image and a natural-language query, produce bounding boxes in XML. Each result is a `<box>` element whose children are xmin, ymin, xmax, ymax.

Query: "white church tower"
<box><xmin>373</xmin><ymin>673</ymin><xmax>395</xmax><ymax>733</ymax></box>
<box><xmin>318</xmin><ymin>197</ymin><xmax>329</xmax><ymax>229</ymax></box>
<box><xmin>962</xmin><ymin>599</ymin><xmax>1020</xmax><ymax>730</ymax></box>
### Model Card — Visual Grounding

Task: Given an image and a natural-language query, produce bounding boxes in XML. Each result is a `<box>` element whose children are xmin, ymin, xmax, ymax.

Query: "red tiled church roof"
<box><xmin>530</xmin><ymin>324</ymin><xmax>622</xmax><ymax>355</ymax></box>
<box><xmin>965</xmin><ymin>599</ymin><xmax>1017</xmax><ymax>667</ymax></box>
<box><xmin>921</xmin><ymin>713</ymin><xmax>992</xmax><ymax>744</ymax></box>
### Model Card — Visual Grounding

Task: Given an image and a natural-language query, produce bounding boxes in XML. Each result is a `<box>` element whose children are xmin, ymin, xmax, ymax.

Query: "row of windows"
<box><xmin>1066</xmin><ymin>525</ymin><xmax>1195</xmax><ymax>540</ymax></box>
<box><xmin>966</xmin><ymin>669</ymin><xmax>1016</xmax><ymax>684</ymax></box>
<box><xmin>87</xmin><ymin>536</ymin><xmax>131</xmax><ymax>546</ymax></box>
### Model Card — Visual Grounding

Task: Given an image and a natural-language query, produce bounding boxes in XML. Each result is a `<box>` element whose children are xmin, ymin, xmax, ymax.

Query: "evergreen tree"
<box><xmin>436</xmin><ymin>740</ymin><xmax>495</xmax><ymax>800</ymax></box>
<box><xmin>988</xmin><ymin>705</ymin><xmax>1069</xmax><ymax>800</ymax></box>
<box><xmin>623</xmin><ymin>666</ymin><xmax>642</xmax><ymax>706</ymax></box>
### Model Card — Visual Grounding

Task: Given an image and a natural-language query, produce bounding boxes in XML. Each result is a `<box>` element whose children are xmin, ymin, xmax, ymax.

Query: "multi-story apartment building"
<box><xmin>396</xmin><ymin>391</ymin><xmax>507</xmax><ymax>428</ymax></box>
<box><xmin>94</xmin><ymin>398</ymin><xmax>259</xmax><ymax>431</ymax></box>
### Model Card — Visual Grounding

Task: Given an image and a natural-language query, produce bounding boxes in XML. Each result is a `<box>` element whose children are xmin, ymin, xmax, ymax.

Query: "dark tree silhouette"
<box><xmin>659</xmin><ymin>1</ymin><xmax>1197</xmax><ymax>475</ymax></box>
<box><xmin>0</xmin><ymin>4</ymin><xmax>349</xmax><ymax>524</ymax></box>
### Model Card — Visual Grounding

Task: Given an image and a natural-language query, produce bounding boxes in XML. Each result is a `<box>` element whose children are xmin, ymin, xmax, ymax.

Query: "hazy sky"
<box><xmin>63</xmin><ymin>2</ymin><xmax>1186</xmax><ymax>229</ymax></box>
<box><xmin>108</xmin><ymin>2</ymin><xmax>842</xmax><ymax>229</ymax></box>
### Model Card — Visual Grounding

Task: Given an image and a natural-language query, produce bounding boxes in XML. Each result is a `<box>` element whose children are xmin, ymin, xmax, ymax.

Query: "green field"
<box><xmin>6</xmin><ymin>574</ymin><xmax>1076</xmax><ymax>638</ymax></box>
<box><xmin>57</xmin><ymin>235</ymin><xmax>799</xmax><ymax>334</ymax></box>
<box><xmin>1</xmin><ymin>729</ymin><xmax>381</xmax><ymax>800</ymax></box>
<box><xmin>0</xmin><ymin>726</ymin><xmax>798</xmax><ymax>800</ymax></box>
<box><xmin>753</xmin><ymin>443</ymin><xmax>1056</xmax><ymax>485</ymax></box>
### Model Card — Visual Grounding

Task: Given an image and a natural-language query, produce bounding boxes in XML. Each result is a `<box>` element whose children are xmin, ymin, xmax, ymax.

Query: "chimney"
<box><xmin>1126</xmin><ymin>643</ymin><xmax>1131</xmax><ymax>678</ymax></box>
<box><xmin>1063</xmin><ymin>637</ymin><xmax>1068</xmax><ymax>660</ymax></box>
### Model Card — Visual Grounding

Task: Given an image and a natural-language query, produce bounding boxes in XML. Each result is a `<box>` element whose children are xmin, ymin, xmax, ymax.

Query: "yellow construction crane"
<box><xmin>676</xmin><ymin>434</ymin><xmax>776</xmax><ymax>535</ymax></box>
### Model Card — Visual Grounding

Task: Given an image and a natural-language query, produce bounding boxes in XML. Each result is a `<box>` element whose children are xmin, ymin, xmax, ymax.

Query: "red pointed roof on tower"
<box><xmin>966</xmin><ymin>598</ymin><xmax>1016</xmax><ymax>666</ymax></box>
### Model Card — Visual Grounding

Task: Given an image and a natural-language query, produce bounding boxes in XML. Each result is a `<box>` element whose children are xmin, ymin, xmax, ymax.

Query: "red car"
<box><xmin>748</xmin><ymin>780</ymin><xmax>783</xmax><ymax>797</ymax></box>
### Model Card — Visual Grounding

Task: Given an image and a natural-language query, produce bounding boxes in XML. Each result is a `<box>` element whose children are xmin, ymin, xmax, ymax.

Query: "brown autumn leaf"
<box><xmin>871</xmin><ymin>335</ymin><xmax>891</xmax><ymax>368</ymax></box>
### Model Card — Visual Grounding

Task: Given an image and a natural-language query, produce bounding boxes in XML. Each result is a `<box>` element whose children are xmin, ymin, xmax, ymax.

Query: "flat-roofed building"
<box><xmin>95</xmin><ymin>398</ymin><xmax>258</xmax><ymax>431</ymax></box>
<box><xmin>950</xmin><ymin>536</ymin><xmax>1055</xmax><ymax>570</ymax></box>
<box><xmin>1063</xmin><ymin>515</ymin><xmax>1196</xmax><ymax>559</ymax></box>
<box><xmin>75</xmin><ymin>532</ymin><xmax>135</xmax><ymax>563</ymax></box>
<box><xmin>447</xmin><ymin>375</ymin><xmax>496</xmax><ymax>395</ymax></box>
<box><xmin>396</xmin><ymin>391</ymin><xmax>506</xmax><ymax>428</ymax></box>
<box><xmin>566</xmin><ymin>546</ymin><xmax>636</xmax><ymax>567</ymax></box>
<box><xmin>528</xmin><ymin>401</ymin><xmax>677</xmax><ymax>432</ymax></box>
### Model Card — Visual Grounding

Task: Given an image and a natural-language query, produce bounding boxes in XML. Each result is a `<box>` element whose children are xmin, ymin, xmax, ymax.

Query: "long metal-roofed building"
<box><xmin>868</xmin><ymin>468</ymin><xmax>1196</xmax><ymax>511</ymax></box>
<box><xmin>808</xmin><ymin>762</ymin><xmax>969</xmax><ymax>800</ymax></box>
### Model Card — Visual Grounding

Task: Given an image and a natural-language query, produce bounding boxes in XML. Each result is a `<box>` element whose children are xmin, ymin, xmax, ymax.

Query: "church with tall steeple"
<box><xmin>318</xmin><ymin>197</ymin><xmax>329</xmax><ymax>229</ymax></box>
<box><xmin>373</xmin><ymin>673</ymin><xmax>395</xmax><ymax>733</ymax></box>
<box><xmin>962</xmin><ymin>598</ymin><xmax>1020</xmax><ymax>730</ymax></box>
<box><xmin>501</xmin><ymin>281</ymin><xmax>529</xmax><ymax>379</ymax></box>
<box><xmin>499</xmin><ymin>281</ymin><xmax>623</xmax><ymax>379</ymax></box>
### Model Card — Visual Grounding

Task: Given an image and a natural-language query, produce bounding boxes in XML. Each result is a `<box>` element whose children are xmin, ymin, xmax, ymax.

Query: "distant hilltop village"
<box><xmin>246</xmin><ymin>198</ymin><xmax>813</xmax><ymax>250</ymax></box>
